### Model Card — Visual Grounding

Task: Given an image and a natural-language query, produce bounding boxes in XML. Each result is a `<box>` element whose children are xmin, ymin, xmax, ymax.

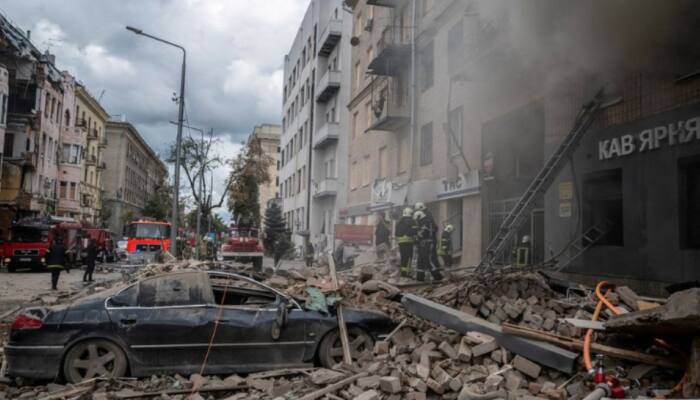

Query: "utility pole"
<box><xmin>126</xmin><ymin>26</ymin><xmax>186</xmax><ymax>257</ymax></box>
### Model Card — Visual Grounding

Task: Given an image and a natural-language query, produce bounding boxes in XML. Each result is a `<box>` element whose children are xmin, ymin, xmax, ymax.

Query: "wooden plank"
<box><xmin>501</xmin><ymin>323</ymin><xmax>683</xmax><ymax>369</ymax></box>
<box><xmin>298</xmin><ymin>372</ymin><xmax>368</xmax><ymax>400</ymax></box>
<box><xmin>328</xmin><ymin>252</ymin><xmax>353</xmax><ymax>365</ymax></box>
<box><xmin>615</xmin><ymin>286</ymin><xmax>640</xmax><ymax>311</ymax></box>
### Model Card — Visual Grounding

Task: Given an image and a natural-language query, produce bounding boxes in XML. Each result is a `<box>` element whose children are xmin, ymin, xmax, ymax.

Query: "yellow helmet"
<box><xmin>445</xmin><ymin>224</ymin><xmax>454</xmax><ymax>233</ymax></box>
<box><xmin>415</xmin><ymin>202</ymin><xmax>426</xmax><ymax>211</ymax></box>
<box><xmin>403</xmin><ymin>207</ymin><xmax>413</xmax><ymax>217</ymax></box>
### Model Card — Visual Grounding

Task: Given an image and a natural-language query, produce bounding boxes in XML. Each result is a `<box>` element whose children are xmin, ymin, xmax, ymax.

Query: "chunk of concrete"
<box><xmin>401</xmin><ymin>294</ymin><xmax>578</xmax><ymax>373</ymax></box>
<box><xmin>513</xmin><ymin>355</ymin><xmax>542</xmax><ymax>379</ymax></box>
<box><xmin>353</xmin><ymin>390</ymin><xmax>380</xmax><ymax>400</ymax></box>
<box><xmin>379</xmin><ymin>376</ymin><xmax>402</xmax><ymax>394</ymax></box>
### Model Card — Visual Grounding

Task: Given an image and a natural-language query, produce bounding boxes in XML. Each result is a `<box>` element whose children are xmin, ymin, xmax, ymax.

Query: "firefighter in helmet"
<box><xmin>395</xmin><ymin>207</ymin><xmax>415</xmax><ymax>277</ymax></box>
<box><xmin>415</xmin><ymin>202</ymin><xmax>441</xmax><ymax>276</ymax></box>
<box><xmin>414</xmin><ymin>210</ymin><xmax>443</xmax><ymax>281</ymax></box>
<box><xmin>438</xmin><ymin>224</ymin><xmax>455</xmax><ymax>268</ymax></box>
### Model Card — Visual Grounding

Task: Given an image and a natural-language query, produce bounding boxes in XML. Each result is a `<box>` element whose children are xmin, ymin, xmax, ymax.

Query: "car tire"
<box><xmin>252</xmin><ymin>257</ymin><xmax>263</xmax><ymax>271</ymax></box>
<box><xmin>63</xmin><ymin>339</ymin><xmax>128</xmax><ymax>383</ymax></box>
<box><xmin>318</xmin><ymin>327</ymin><xmax>374</xmax><ymax>368</ymax></box>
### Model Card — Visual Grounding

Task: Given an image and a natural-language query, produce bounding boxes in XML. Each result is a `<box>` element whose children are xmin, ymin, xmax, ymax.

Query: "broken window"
<box><xmin>582</xmin><ymin>169</ymin><xmax>623</xmax><ymax>246</ymax></box>
<box><xmin>679</xmin><ymin>156</ymin><xmax>700</xmax><ymax>249</ymax></box>
<box><xmin>420</xmin><ymin>122</ymin><xmax>433</xmax><ymax>166</ymax></box>
<box><xmin>208</xmin><ymin>274</ymin><xmax>278</xmax><ymax>309</ymax></box>
<box><xmin>136</xmin><ymin>273</ymin><xmax>208</xmax><ymax>307</ymax></box>
<box><xmin>109</xmin><ymin>284</ymin><xmax>138</xmax><ymax>307</ymax></box>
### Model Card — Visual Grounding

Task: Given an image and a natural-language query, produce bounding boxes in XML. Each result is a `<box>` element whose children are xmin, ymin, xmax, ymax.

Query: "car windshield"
<box><xmin>11</xmin><ymin>226</ymin><xmax>48</xmax><ymax>243</ymax></box>
<box><xmin>231</xmin><ymin>228</ymin><xmax>257</xmax><ymax>238</ymax></box>
<box><xmin>128</xmin><ymin>223</ymin><xmax>170</xmax><ymax>239</ymax></box>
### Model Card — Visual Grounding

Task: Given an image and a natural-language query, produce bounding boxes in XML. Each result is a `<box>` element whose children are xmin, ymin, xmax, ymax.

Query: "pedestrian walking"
<box><xmin>395</xmin><ymin>207</ymin><xmax>415</xmax><ymax>277</ymax></box>
<box><xmin>83</xmin><ymin>238</ymin><xmax>97</xmax><ymax>283</ymax></box>
<box><xmin>305</xmin><ymin>241</ymin><xmax>314</xmax><ymax>267</ymax></box>
<box><xmin>414</xmin><ymin>211</ymin><xmax>443</xmax><ymax>282</ymax></box>
<box><xmin>46</xmin><ymin>237</ymin><xmax>67</xmax><ymax>291</ymax></box>
<box><xmin>438</xmin><ymin>224</ymin><xmax>454</xmax><ymax>268</ymax></box>
<box><xmin>273</xmin><ymin>238</ymin><xmax>283</xmax><ymax>269</ymax></box>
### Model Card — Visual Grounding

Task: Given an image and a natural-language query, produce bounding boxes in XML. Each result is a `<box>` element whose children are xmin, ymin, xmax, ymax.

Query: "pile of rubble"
<box><xmin>1</xmin><ymin>258</ymin><xmax>698</xmax><ymax>399</ymax></box>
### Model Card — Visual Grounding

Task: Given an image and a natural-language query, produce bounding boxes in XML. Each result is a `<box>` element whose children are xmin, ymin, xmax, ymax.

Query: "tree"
<box><xmin>228</xmin><ymin>137</ymin><xmax>272</xmax><ymax>227</ymax></box>
<box><xmin>142</xmin><ymin>180</ymin><xmax>172</xmax><ymax>221</ymax></box>
<box><xmin>263</xmin><ymin>203</ymin><xmax>292</xmax><ymax>257</ymax></box>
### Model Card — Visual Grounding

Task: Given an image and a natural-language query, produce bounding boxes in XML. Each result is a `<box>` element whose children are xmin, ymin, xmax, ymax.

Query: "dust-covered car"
<box><xmin>5</xmin><ymin>271</ymin><xmax>396</xmax><ymax>382</ymax></box>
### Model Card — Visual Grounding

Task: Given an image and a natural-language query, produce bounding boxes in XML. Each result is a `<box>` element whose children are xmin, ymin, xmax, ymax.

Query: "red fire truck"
<box><xmin>125</xmin><ymin>219</ymin><xmax>171</xmax><ymax>263</ymax></box>
<box><xmin>219</xmin><ymin>225</ymin><xmax>263</xmax><ymax>270</ymax></box>
<box><xmin>3</xmin><ymin>216</ymin><xmax>84</xmax><ymax>272</ymax></box>
<box><xmin>84</xmin><ymin>228</ymin><xmax>116</xmax><ymax>262</ymax></box>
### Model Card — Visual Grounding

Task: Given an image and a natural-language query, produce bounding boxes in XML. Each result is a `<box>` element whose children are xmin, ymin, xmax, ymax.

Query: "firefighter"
<box><xmin>438</xmin><ymin>224</ymin><xmax>454</xmax><ymax>268</ymax></box>
<box><xmin>374</xmin><ymin>212</ymin><xmax>391</xmax><ymax>260</ymax></box>
<box><xmin>46</xmin><ymin>237</ymin><xmax>68</xmax><ymax>291</ymax></box>
<box><xmin>395</xmin><ymin>207</ymin><xmax>415</xmax><ymax>277</ymax></box>
<box><xmin>414</xmin><ymin>211</ymin><xmax>443</xmax><ymax>282</ymax></box>
<box><xmin>415</xmin><ymin>202</ymin><xmax>441</xmax><ymax>275</ymax></box>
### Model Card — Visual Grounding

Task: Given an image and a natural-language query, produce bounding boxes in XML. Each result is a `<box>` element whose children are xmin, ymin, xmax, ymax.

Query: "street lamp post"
<box><xmin>126</xmin><ymin>26</ymin><xmax>186</xmax><ymax>256</ymax></box>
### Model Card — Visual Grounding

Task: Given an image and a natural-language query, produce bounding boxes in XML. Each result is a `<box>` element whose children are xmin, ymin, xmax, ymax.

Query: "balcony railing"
<box><xmin>366</xmin><ymin>78</ymin><xmax>409</xmax><ymax>132</ymax></box>
<box><xmin>313</xmin><ymin>178</ymin><xmax>338</xmax><ymax>199</ymax></box>
<box><xmin>367</xmin><ymin>25</ymin><xmax>411</xmax><ymax>76</ymax></box>
<box><xmin>85</xmin><ymin>155</ymin><xmax>97</xmax><ymax>166</ymax></box>
<box><xmin>316</xmin><ymin>69</ymin><xmax>341</xmax><ymax>103</ymax></box>
<box><xmin>313</xmin><ymin>122</ymin><xmax>339</xmax><ymax>149</ymax></box>
<box><xmin>318</xmin><ymin>19</ymin><xmax>342</xmax><ymax>57</ymax></box>
<box><xmin>87</xmin><ymin>129</ymin><xmax>98</xmax><ymax>140</ymax></box>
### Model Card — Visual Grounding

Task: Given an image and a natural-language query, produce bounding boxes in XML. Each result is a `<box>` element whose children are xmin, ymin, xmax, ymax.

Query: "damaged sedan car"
<box><xmin>5</xmin><ymin>271</ymin><xmax>396</xmax><ymax>382</ymax></box>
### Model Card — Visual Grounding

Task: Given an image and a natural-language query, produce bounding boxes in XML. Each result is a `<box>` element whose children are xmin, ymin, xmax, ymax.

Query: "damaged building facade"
<box><xmin>338</xmin><ymin>0</ymin><xmax>700</xmax><ymax>292</ymax></box>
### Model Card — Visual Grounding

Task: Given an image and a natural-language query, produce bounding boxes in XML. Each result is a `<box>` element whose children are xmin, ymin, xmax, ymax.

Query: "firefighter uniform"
<box><xmin>438</xmin><ymin>224</ymin><xmax>454</xmax><ymax>268</ymax></box>
<box><xmin>395</xmin><ymin>208</ymin><xmax>415</xmax><ymax>276</ymax></box>
<box><xmin>414</xmin><ymin>211</ymin><xmax>443</xmax><ymax>282</ymax></box>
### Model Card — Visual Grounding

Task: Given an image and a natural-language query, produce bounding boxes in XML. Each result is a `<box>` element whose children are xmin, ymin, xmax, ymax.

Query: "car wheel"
<box><xmin>63</xmin><ymin>339</ymin><xmax>127</xmax><ymax>383</ymax></box>
<box><xmin>318</xmin><ymin>327</ymin><xmax>374</xmax><ymax>368</ymax></box>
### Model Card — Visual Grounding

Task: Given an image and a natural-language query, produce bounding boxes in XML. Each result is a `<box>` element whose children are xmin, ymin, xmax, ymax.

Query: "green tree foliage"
<box><xmin>228</xmin><ymin>137</ymin><xmax>272</xmax><ymax>227</ymax></box>
<box><xmin>142</xmin><ymin>180</ymin><xmax>173</xmax><ymax>221</ymax></box>
<box><xmin>263</xmin><ymin>203</ymin><xmax>292</xmax><ymax>257</ymax></box>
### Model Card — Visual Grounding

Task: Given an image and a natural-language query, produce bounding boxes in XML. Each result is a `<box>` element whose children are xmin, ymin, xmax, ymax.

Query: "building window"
<box><xmin>447</xmin><ymin>20</ymin><xmax>464</xmax><ymax>75</ymax></box>
<box><xmin>351</xmin><ymin>160</ymin><xmax>358</xmax><ymax>189</ymax></box>
<box><xmin>448</xmin><ymin>106</ymin><xmax>463</xmax><ymax>157</ymax></box>
<box><xmin>69</xmin><ymin>182</ymin><xmax>77</xmax><ymax>200</ymax></box>
<box><xmin>352</xmin><ymin>111</ymin><xmax>360</xmax><ymax>139</ymax></box>
<box><xmin>582</xmin><ymin>169</ymin><xmax>623</xmax><ymax>246</ymax></box>
<box><xmin>0</xmin><ymin>93</ymin><xmax>7</xmax><ymax>125</ymax></box>
<box><xmin>354</xmin><ymin>11</ymin><xmax>363</xmax><ymax>37</ymax></box>
<box><xmin>354</xmin><ymin>61</ymin><xmax>362</xmax><ymax>92</ymax></box>
<box><xmin>420</xmin><ymin>122</ymin><xmax>433</xmax><ymax>166</ymax></box>
<box><xmin>59</xmin><ymin>181</ymin><xmax>67</xmax><ymax>199</ymax></box>
<box><xmin>378</xmin><ymin>146</ymin><xmax>388</xmax><ymax>178</ymax></box>
<box><xmin>362</xmin><ymin>155</ymin><xmax>371</xmax><ymax>186</ymax></box>
<box><xmin>419</xmin><ymin>41</ymin><xmax>434</xmax><ymax>91</ymax></box>
<box><xmin>398</xmin><ymin>134</ymin><xmax>409</xmax><ymax>173</ymax></box>
<box><xmin>3</xmin><ymin>133</ymin><xmax>14</xmax><ymax>157</ymax></box>
<box><xmin>680</xmin><ymin>156</ymin><xmax>700</xmax><ymax>248</ymax></box>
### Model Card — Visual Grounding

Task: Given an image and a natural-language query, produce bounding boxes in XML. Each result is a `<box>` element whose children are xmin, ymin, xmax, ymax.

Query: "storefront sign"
<box><xmin>598</xmin><ymin>116</ymin><xmax>700</xmax><ymax>160</ymax></box>
<box><xmin>370</xmin><ymin>179</ymin><xmax>407</xmax><ymax>211</ymax></box>
<box><xmin>334</xmin><ymin>224</ymin><xmax>373</xmax><ymax>245</ymax></box>
<box><xmin>371</xmin><ymin>179</ymin><xmax>392</xmax><ymax>205</ymax></box>
<box><xmin>436</xmin><ymin>170</ymin><xmax>480</xmax><ymax>200</ymax></box>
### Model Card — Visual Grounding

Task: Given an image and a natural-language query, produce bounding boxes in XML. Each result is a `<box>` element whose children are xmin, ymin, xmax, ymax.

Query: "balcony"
<box><xmin>98</xmin><ymin>162</ymin><xmax>107</xmax><ymax>170</ymax></box>
<box><xmin>85</xmin><ymin>155</ymin><xmax>97</xmax><ymax>166</ymax></box>
<box><xmin>366</xmin><ymin>79</ymin><xmax>409</xmax><ymax>132</ymax></box>
<box><xmin>313</xmin><ymin>122</ymin><xmax>339</xmax><ymax>149</ymax></box>
<box><xmin>313</xmin><ymin>178</ymin><xmax>338</xmax><ymax>199</ymax></box>
<box><xmin>367</xmin><ymin>26</ymin><xmax>411</xmax><ymax>76</ymax></box>
<box><xmin>75</xmin><ymin>118</ymin><xmax>87</xmax><ymax>128</ymax></box>
<box><xmin>87</xmin><ymin>129</ymin><xmax>98</xmax><ymax>140</ymax></box>
<box><xmin>367</xmin><ymin>0</ymin><xmax>405</xmax><ymax>7</ymax></box>
<box><xmin>21</xmin><ymin>151</ymin><xmax>37</xmax><ymax>170</ymax></box>
<box><xmin>316</xmin><ymin>69</ymin><xmax>341</xmax><ymax>103</ymax></box>
<box><xmin>318</xmin><ymin>19</ymin><xmax>342</xmax><ymax>57</ymax></box>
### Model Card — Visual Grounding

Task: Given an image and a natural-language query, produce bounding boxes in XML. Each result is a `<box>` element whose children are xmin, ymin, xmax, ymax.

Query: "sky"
<box><xmin>0</xmin><ymin>0</ymin><xmax>309</xmax><ymax>221</ymax></box>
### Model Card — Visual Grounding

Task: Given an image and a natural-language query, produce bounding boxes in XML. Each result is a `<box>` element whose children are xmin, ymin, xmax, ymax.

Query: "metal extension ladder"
<box><xmin>478</xmin><ymin>88</ymin><xmax>617</xmax><ymax>271</ymax></box>
<box><xmin>547</xmin><ymin>221</ymin><xmax>610</xmax><ymax>272</ymax></box>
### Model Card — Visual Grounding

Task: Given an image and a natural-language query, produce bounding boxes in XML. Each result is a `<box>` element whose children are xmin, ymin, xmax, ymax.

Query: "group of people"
<box><xmin>45</xmin><ymin>237</ymin><xmax>99</xmax><ymax>290</ymax></box>
<box><xmin>377</xmin><ymin>202</ymin><xmax>455</xmax><ymax>281</ymax></box>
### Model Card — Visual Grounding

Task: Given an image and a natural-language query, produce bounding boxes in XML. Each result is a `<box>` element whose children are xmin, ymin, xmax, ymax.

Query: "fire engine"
<box><xmin>3</xmin><ymin>216</ymin><xmax>83</xmax><ymax>272</ymax></box>
<box><xmin>219</xmin><ymin>224</ymin><xmax>263</xmax><ymax>270</ymax></box>
<box><xmin>125</xmin><ymin>219</ymin><xmax>171</xmax><ymax>263</ymax></box>
<box><xmin>84</xmin><ymin>228</ymin><xmax>116</xmax><ymax>262</ymax></box>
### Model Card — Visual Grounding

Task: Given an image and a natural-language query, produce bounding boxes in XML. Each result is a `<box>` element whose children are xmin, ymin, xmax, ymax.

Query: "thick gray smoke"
<box><xmin>465</xmin><ymin>0</ymin><xmax>700</xmax><ymax>87</ymax></box>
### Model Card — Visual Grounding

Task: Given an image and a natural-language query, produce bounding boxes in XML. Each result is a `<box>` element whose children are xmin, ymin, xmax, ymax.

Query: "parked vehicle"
<box><xmin>4</xmin><ymin>270</ymin><xmax>395</xmax><ymax>382</ymax></box>
<box><xmin>219</xmin><ymin>225</ymin><xmax>263</xmax><ymax>270</ymax></box>
<box><xmin>3</xmin><ymin>216</ymin><xmax>84</xmax><ymax>272</ymax></box>
<box><xmin>125</xmin><ymin>219</ymin><xmax>171</xmax><ymax>263</ymax></box>
<box><xmin>84</xmin><ymin>228</ymin><xmax>116</xmax><ymax>262</ymax></box>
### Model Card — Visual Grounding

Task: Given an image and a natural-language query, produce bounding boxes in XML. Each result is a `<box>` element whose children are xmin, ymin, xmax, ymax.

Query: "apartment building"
<box><xmin>55</xmin><ymin>72</ymin><xmax>81</xmax><ymax>219</ymax></box>
<box><xmin>75</xmin><ymin>84</ymin><xmax>109</xmax><ymax>225</ymax></box>
<box><xmin>280</xmin><ymin>0</ymin><xmax>350</xmax><ymax>253</ymax></box>
<box><xmin>102</xmin><ymin>119</ymin><xmax>167</xmax><ymax>236</ymax></box>
<box><xmin>247</xmin><ymin>123</ymin><xmax>281</xmax><ymax>222</ymax></box>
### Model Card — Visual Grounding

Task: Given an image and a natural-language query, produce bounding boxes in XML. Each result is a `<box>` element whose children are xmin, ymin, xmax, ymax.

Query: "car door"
<box><xmin>106</xmin><ymin>272</ymin><xmax>215</xmax><ymax>376</ymax></box>
<box><xmin>203</xmin><ymin>272</ymin><xmax>310</xmax><ymax>373</ymax></box>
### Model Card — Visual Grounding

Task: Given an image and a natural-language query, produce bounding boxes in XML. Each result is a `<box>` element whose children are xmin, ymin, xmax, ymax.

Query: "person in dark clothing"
<box><xmin>46</xmin><ymin>237</ymin><xmax>67</xmax><ymax>290</ymax></box>
<box><xmin>395</xmin><ymin>207</ymin><xmax>415</xmax><ymax>277</ymax></box>
<box><xmin>375</xmin><ymin>213</ymin><xmax>391</xmax><ymax>260</ymax></box>
<box><xmin>414</xmin><ymin>210</ymin><xmax>443</xmax><ymax>282</ymax></box>
<box><xmin>273</xmin><ymin>239</ymin><xmax>283</xmax><ymax>269</ymax></box>
<box><xmin>415</xmin><ymin>202</ymin><xmax>441</xmax><ymax>275</ymax></box>
<box><xmin>438</xmin><ymin>224</ymin><xmax>454</xmax><ymax>268</ymax></box>
<box><xmin>83</xmin><ymin>239</ymin><xmax>97</xmax><ymax>283</ymax></box>
<box><xmin>305</xmin><ymin>241</ymin><xmax>314</xmax><ymax>267</ymax></box>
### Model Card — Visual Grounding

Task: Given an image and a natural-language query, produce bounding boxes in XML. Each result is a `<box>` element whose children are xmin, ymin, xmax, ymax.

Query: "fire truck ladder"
<box><xmin>546</xmin><ymin>221</ymin><xmax>611</xmax><ymax>272</ymax></box>
<box><xmin>478</xmin><ymin>88</ymin><xmax>619</xmax><ymax>272</ymax></box>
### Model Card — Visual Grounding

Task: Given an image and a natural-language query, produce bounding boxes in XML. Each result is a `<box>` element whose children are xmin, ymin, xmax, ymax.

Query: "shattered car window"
<box><xmin>137</xmin><ymin>274</ymin><xmax>206</xmax><ymax>307</ymax></box>
<box><xmin>208</xmin><ymin>274</ymin><xmax>278</xmax><ymax>308</ymax></box>
<box><xmin>109</xmin><ymin>284</ymin><xmax>138</xmax><ymax>307</ymax></box>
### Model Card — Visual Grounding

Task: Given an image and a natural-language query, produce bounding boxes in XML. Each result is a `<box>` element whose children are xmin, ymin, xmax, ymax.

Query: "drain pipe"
<box><xmin>408</xmin><ymin>0</ymin><xmax>417</xmax><ymax>183</ymax></box>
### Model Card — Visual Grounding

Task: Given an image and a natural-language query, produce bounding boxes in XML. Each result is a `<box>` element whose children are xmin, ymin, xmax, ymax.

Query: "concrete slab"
<box><xmin>401</xmin><ymin>294</ymin><xmax>578</xmax><ymax>373</ymax></box>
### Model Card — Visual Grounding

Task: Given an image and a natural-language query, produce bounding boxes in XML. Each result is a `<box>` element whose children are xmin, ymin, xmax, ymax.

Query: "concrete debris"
<box><xmin>0</xmin><ymin>260</ymin><xmax>693</xmax><ymax>399</ymax></box>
